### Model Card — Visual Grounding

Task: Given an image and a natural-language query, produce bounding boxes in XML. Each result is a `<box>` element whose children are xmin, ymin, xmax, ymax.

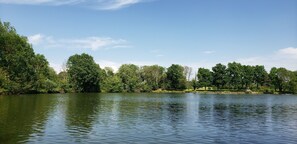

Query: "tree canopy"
<box><xmin>166</xmin><ymin>64</ymin><xmax>187</xmax><ymax>90</ymax></box>
<box><xmin>0</xmin><ymin>21</ymin><xmax>59</xmax><ymax>94</ymax></box>
<box><xmin>66</xmin><ymin>53</ymin><xmax>101</xmax><ymax>93</ymax></box>
<box><xmin>1</xmin><ymin>20</ymin><xmax>297</xmax><ymax>95</ymax></box>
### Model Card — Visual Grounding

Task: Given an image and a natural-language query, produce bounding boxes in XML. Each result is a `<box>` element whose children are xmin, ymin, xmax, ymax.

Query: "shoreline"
<box><xmin>1</xmin><ymin>90</ymin><xmax>291</xmax><ymax>96</ymax></box>
<box><xmin>152</xmin><ymin>90</ymin><xmax>267</xmax><ymax>95</ymax></box>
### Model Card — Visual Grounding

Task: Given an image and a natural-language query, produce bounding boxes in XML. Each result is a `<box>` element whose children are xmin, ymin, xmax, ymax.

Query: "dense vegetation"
<box><xmin>0</xmin><ymin>21</ymin><xmax>59</xmax><ymax>94</ymax></box>
<box><xmin>1</xmin><ymin>21</ymin><xmax>297</xmax><ymax>95</ymax></box>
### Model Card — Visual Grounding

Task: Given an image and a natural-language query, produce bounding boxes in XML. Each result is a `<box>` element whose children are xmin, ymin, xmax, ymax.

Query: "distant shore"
<box><xmin>151</xmin><ymin>89</ymin><xmax>278</xmax><ymax>95</ymax></box>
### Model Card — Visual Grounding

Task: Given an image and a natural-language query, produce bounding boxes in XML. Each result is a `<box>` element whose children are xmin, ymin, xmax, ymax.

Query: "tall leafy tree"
<box><xmin>0</xmin><ymin>21</ymin><xmax>37</xmax><ymax>93</ymax></box>
<box><xmin>269</xmin><ymin>67</ymin><xmax>278</xmax><ymax>91</ymax></box>
<box><xmin>197</xmin><ymin>68</ymin><xmax>213</xmax><ymax>90</ymax></box>
<box><xmin>33</xmin><ymin>54</ymin><xmax>53</xmax><ymax>92</ymax></box>
<box><xmin>253</xmin><ymin>65</ymin><xmax>268</xmax><ymax>89</ymax></box>
<box><xmin>212</xmin><ymin>63</ymin><xmax>227</xmax><ymax>89</ymax></box>
<box><xmin>140</xmin><ymin>65</ymin><xmax>165</xmax><ymax>90</ymax></box>
<box><xmin>288</xmin><ymin>71</ymin><xmax>297</xmax><ymax>94</ymax></box>
<box><xmin>166</xmin><ymin>64</ymin><xmax>186</xmax><ymax>90</ymax></box>
<box><xmin>227</xmin><ymin>62</ymin><xmax>242</xmax><ymax>89</ymax></box>
<box><xmin>118</xmin><ymin>64</ymin><xmax>140</xmax><ymax>92</ymax></box>
<box><xmin>0</xmin><ymin>21</ymin><xmax>59</xmax><ymax>94</ymax></box>
<box><xmin>269</xmin><ymin>67</ymin><xmax>292</xmax><ymax>92</ymax></box>
<box><xmin>241</xmin><ymin>65</ymin><xmax>254</xmax><ymax>89</ymax></box>
<box><xmin>66</xmin><ymin>53</ymin><xmax>101</xmax><ymax>92</ymax></box>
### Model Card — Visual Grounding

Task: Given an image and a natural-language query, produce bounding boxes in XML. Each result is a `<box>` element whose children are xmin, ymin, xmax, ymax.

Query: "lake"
<box><xmin>0</xmin><ymin>93</ymin><xmax>297</xmax><ymax>143</ymax></box>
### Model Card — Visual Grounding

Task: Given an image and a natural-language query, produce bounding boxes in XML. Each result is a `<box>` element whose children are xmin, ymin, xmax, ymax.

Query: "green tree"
<box><xmin>140</xmin><ymin>65</ymin><xmax>165</xmax><ymax>90</ymax></box>
<box><xmin>166</xmin><ymin>64</ymin><xmax>186</xmax><ymax>90</ymax></box>
<box><xmin>102</xmin><ymin>74</ymin><xmax>124</xmax><ymax>93</ymax></box>
<box><xmin>0</xmin><ymin>21</ymin><xmax>59</xmax><ymax>94</ymax></box>
<box><xmin>118</xmin><ymin>64</ymin><xmax>140</xmax><ymax>92</ymax></box>
<box><xmin>269</xmin><ymin>67</ymin><xmax>291</xmax><ymax>93</ymax></box>
<box><xmin>288</xmin><ymin>71</ymin><xmax>297</xmax><ymax>94</ymax></box>
<box><xmin>32</xmin><ymin>54</ymin><xmax>59</xmax><ymax>93</ymax></box>
<box><xmin>197</xmin><ymin>68</ymin><xmax>213</xmax><ymax>90</ymax></box>
<box><xmin>104</xmin><ymin>67</ymin><xmax>115</xmax><ymax>77</ymax></box>
<box><xmin>66</xmin><ymin>53</ymin><xmax>101</xmax><ymax>93</ymax></box>
<box><xmin>58</xmin><ymin>71</ymin><xmax>71</xmax><ymax>93</ymax></box>
<box><xmin>0</xmin><ymin>21</ymin><xmax>37</xmax><ymax>93</ymax></box>
<box><xmin>241</xmin><ymin>65</ymin><xmax>254</xmax><ymax>89</ymax></box>
<box><xmin>253</xmin><ymin>65</ymin><xmax>268</xmax><ymax>89</ymax></box>
<box><xmin>0</xmin><ymin>68</ymin><xmax>10</xmax><ymax>94</ymax></box>
<box><xmin>101</xmin><ymin>67</ymin><xmax>124</xmax><ymax>93</ymax></box>
<box><xmin>227</xmin><ymin>62</ymin><xmax>242</xmax><ymax>89</ymax></box>
<box><xmin>212</xmin><ymin>63</ymin><xmax>227</xmax><ymax>89</ymax></box>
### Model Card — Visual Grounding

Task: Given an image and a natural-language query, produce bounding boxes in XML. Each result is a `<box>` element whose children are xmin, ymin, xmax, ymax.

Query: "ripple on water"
<box><xmin>1</xmin><ymin>94</ymin><xmax>297</xmax><ymax>143</ymax></box>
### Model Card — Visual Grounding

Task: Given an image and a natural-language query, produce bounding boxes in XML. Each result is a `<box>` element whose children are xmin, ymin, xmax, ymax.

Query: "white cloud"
<box><xmin>203</xmin><ymin>50</ymin><xmax>215</xmax><ymax>54</ymax></box>
<box><xmin>67</xmin><ymin>37</ymin><xmax>128</xmax><ymax>50</ymax></box>
<box><xmin>0</xmin><ymin>0</ymin><xmax>82</xmax><ymax>5</ymax></box>
<box><xmin>237</xmin><ymin>47</ymin><xmax>297</xmax><ymax>71</ymax></box>
<box><xmin>277</xmin><ymin>47</ymin><xmax>297</xmax><ymax>59</ymax></box>
<box><xmin>0</xmin><ymin>0</ymin><xmax>146</xmax><ymax>10</ymax></box>
<box><xmin>99</xmin><ymin>0</ymin><xmax>140</xmax><ymax>10</ymax></box>
<box><xmin>49</xmin><ymin>62</ymin><xmax>62</xmax><ymax>73</ymax></box>
<box><xmin>96</xmin><ymin>60</ymin><xmax>122</xmax><ymax>72</ymax></box>
<box><xmin>28</xmin><ymin>34</ymin><xmax>130</xmax><ymax>51</ymax></box>
<box><xmin>28</xmin><ymin>34</ymin><xmax>44</xmax><ymax>45</ymax></box>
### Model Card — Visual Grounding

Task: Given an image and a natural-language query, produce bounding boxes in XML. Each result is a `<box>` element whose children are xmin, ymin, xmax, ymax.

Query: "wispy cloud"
<box><xmin>237</xmin><ymin>47</ymin><xmax>297</xmax><ymax>71</ymax></box>
<box><xmin>97</xmin><ymin>0</ymin><xmax>140</xmax><ymax>10</ymax></box>
<box><xmin>28</xmin><ymin>34</ymin><xmax>130</xmax><ymax>51</ymax></box>
<box><xmin>277</xmin><ymin>47</ymin><xmax>297</xmax><ymax>59</ymax></box>
<box><xmin>203</xmin><ymin>50</ymin><xmax>215</xmax><ymax>54</ymax></box>
<box><xmin>0</xmin><ymin>0</ymin><xmax>147</xmax><ymax>10</ymax></box>
<box><xmin>28</xmin><ymin>33</ymin><xmax>45</xmax><ymax>45</ymax></box>
<box><xmin>150</xmin><ymin>49</ymin><xmax>165</xmax><ymax>57</ymax></box>
<box><xmin>0</xmin><ymin>0</ymin><xmax>82</xmax><ymax>5</ymax></box>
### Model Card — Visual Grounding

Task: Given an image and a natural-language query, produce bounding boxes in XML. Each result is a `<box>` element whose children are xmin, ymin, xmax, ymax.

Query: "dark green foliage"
<box><xmin>66</xmin><ymin>53</ymin><xmax>101</xmax><ymax>93</ymax></box>
<box><xmin>0</xmin><ymin>21</ymin><xmax>36</xmax><ymax>93</ymax></box>
<box><xmin>241</xmin><ymin>65</ymin><xmax>254</xmax><ymax>89</ymax></box>
<box><xmin>269</xmin><ymin>67</ymin><xmax>293</xmax><ymax>93</ymax></box>
<box><xmin>0</xmin><ymin>21</ymin><xmax>59</xmax><ymax>94</ymax></box>
<box><xmin>227</xmin><ymin>62</ymin><xmax>243</xmax><ymax>89</ymax></box>
<box><xmin>166</xmin><ymin>64</ymin><xmax>187</xmax><ymax>90</ymax></box>
<box><xmin>197</xmin><ymin>68</ymin><xmax>213</xmax><ymax>90</ymax></box>
<box><xmin>288</xmin><ymin>71</ymin><xmax>297</xmax><ymax>94</ymax></box>
<box><xmin>118</xmin><ymin>64</ymin><xmax>140</xmax><ymax>92</ymax></box>
<box><xmin>212</xmin><ymin>63</ymin><xmax>227</xmax><ymax>89</ymax></box>
<box><xmin>254</xmin><ymin>65</ymin><xmax>268</xmax><ymax>89</ymax></box>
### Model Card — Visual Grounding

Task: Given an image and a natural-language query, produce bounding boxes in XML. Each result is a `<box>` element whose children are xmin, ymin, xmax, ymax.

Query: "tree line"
<box><xmin>1</xmin><ymin>21</ymin><xmax>297</xmax><ymax>95</ymax></box>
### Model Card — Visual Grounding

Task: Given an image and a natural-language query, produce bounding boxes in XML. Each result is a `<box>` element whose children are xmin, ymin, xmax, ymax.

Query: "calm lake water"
<box><xmin>1</xmin><ymin>93</ymin><xmax>297</xmax><ymax>143</ymax></box>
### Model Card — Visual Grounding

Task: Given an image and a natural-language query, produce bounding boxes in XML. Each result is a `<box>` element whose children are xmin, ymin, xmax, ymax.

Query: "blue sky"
<box><xmin>0</xmin><ymin>0</ymin><xmax>297</xmax><ymax>72</ymax></box>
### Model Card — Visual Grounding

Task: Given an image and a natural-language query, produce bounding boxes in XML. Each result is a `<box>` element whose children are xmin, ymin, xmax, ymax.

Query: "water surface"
<box><xmin>1</xmin><ymin>93</ymin><xmax>297</xmax><ymax>143</ymax></box>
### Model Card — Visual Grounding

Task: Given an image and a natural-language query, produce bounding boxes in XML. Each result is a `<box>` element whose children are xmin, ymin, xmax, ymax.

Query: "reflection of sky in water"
<box><xmin>1</xmin><ymin>94</ymin><xmax>297</xmax><ymax>143</ymax></box>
